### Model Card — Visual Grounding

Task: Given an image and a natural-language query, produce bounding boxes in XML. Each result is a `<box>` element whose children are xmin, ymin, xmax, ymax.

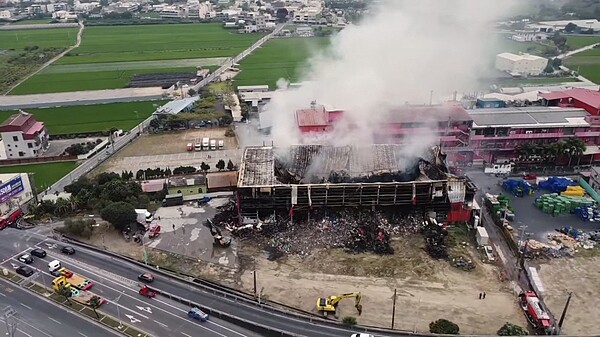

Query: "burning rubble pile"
<box><xmin>211</xmin><ymin>205</ymin><xmax>429</xmax><ymax>259</ymax></box>
<box><xmin>421</xmin><ymin>220</ymin><xmax>449</xmax><ymax>259</ymax></box>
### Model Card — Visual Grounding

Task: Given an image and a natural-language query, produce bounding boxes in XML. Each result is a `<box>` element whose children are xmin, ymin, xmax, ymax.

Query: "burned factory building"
<box><xmin>236</xmin><ymin>144</ymin><xmax>476</xmax><ymax>224</ymax></box>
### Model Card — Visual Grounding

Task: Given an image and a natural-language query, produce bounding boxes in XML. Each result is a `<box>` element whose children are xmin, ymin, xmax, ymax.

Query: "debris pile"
<box><xmin>421</xmin><ymin>220</ymin><xmax>448</xmax><ymax>259</ymax></box>
<box><xmin>452</xmin><ymin>256</ymin><xmax>475</xmax><ymax>271</ymax></box>
<box><xmin>224</xmin><ymin>209</ymin><xmax>428</xmax><ymax>258</ymax></box>
<box><xmin>525</xmin><ymin>227</ymin><xmax>600</xmax><ymax>259</ymax></box>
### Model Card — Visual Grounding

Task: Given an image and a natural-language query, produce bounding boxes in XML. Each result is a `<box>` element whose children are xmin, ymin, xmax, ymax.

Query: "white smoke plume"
<box><xmin>262</xmin><ymin>0</ymin><xmax>516</xmax><ymax>159</ymax></box>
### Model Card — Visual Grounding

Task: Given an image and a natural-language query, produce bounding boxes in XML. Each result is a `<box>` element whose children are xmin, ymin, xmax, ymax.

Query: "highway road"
<box><xmin>0</xmin><ymin>229</ymin><xmax>261</xmax><ymax>337</ymax></box>
<box><xmin>0</xmin><ymin>229</ymin><xmax>399</xmax><ymax>337</ymax></box>
<box><xmin>0</xmin><ymin>276</ymin><xmax>118</xmax><ymax>337</ymax></box>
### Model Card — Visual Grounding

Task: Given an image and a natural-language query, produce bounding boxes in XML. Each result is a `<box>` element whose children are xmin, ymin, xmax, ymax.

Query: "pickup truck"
<box><xmin>48</xmin><ymin>260</ymin><xmax>94</xmax><ymax>290</ymax></box>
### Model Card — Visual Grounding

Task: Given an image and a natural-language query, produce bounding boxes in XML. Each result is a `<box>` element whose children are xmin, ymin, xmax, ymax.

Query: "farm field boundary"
<box><xmin>43</xmin><ymin>57</ymin><xmax>229</xmax><ymax>74</ymax></box>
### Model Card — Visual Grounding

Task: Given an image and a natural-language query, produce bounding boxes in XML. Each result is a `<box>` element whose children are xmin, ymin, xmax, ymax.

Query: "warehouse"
<box><xmin>495</xmin><ymin>52</ymin><xmax>549</xmax><ymax>76</ymax></box>
<box><xmin>236</xmin><ymin>144</ymin><xmax>475</xmax><ymax>222</ymax></box>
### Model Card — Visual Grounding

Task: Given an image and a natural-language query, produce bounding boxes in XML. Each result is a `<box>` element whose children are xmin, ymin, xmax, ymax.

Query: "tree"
<box><xmin>216</xmin><ymin>159</ymin><xmax>226</xmax><ymax>171</ymax></box>
<box><xmin>564</xmin><ymin>22</ymin><xmax>578</xmax><ymax>33</ymax></box>
<box><xmin>341</xmin><ymin>316</ymin><xmax>357</xmax><ymax>326</ymax></box>
<box><xmin>149</xmin><ymin>118</ymin><xmax>160</xmax><ymax>129</ymax></box>
<box><xmin>54</xmin><ymin>197</ymin><xmax>72</xmax><ymax>217</ymax></box>
<box><xmin>543</xmin><ymin>64</ymin><xmax>554</xmax><ymax>74</ymax></box>
<box><xmin>100</xmin><ymin>202</ymin><xmax>137</xmax><ymax>231</ymax></box>
<box><xmin>188</xmin><ymin>88</ymin><xmax>197</xmax><ymax>97</ymax></box>
<box><xmin>95</xmin><ymin>172</ymin><xmax>120</xmax><ymax>186</ymax></box>
<box><xmin>497</xmin><ymin>322</ymin><xmax>528</xmax><ymax>336</ymax></box>
<box><xmin>200</xmin><ymin>162</ymin><xmax>210</xmax><ymax>172</ymax></box>
<box><xmin>429</xmin><ymin>319</ymin><xmax>460</xmax><ymax>335</ymax></box>
<box><xmin>89</xmin><ymin>296</ymin><xmax>102</xmax><ymax>318</ymax></box>
<box><xmin>276</xmin><ymin>8</ymin><xmax>288</xmax><ymax>22</ymax></box>
<box><xmin>551</xmin><ymin>58</ymin><xmax>562</xmax><ymax>68</ymax></box>
<box><xmin>227</xmin><ymin>159</ymin><xmax>235</xmax><ymax>171</ymax></box>
<box><xmin>57</xmin><ymin>284</ymin><xmax>72</xmax><ymax>305</ymax></box>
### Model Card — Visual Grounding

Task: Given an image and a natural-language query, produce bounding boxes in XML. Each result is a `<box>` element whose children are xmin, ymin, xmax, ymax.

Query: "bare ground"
<box><xmin>538</xmin><ymin>255</ymin><xmax>600</xmax><ymax>336</ymax></box>
<box><xmin>117</xmin><ymin>128</ymin><xmax>237</xmax><ymax>157</ymax></box>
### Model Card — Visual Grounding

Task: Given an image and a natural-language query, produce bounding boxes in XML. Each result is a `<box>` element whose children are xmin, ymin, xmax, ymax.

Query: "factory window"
<box><xmin>18</xmin><ymin>151</ymin><xmax>24</xmax><ymax>157</ymax></box>
<box><xmin>12</xmin><ymin>136</ymin><xmax>18</xmax><ymax>141</ymax></box>
<box><xmin>27</xmin><ymin>143</ymin><xmax>33</xmax><ymax>148</ymax></box>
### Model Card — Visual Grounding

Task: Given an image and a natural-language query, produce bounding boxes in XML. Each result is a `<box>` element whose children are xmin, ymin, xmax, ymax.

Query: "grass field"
<box><xmin>0</xmin><ymin>101</ymin><xmax>165</xmax><ymax>134</ymax></box>
<box><xmin>0</xmin><ymin>161</ymin><xmax>77</xmax><ymax>191</ymax></box>
<box><xmin>566</xmin><ymin>36</ymin><xmax>600</xmax><ymax>49</ymax></box>
<box><xmin>0</xmin><ymin>28</ymin><xmax>77</xmax><ymax>49</ymax></box>
<box><xmin>43</xmin><ymin>57</ymin><xmax>227</xmax><ymax>74</ymax></box>
<box><xmin>10</xmin><ymin>67</ymin><xmax>197</xmax><ymax>94</ymax></box>
<box><xmin>11</xmin><ymin>19</ymin><xmax>53</xmax><ymax>25</ymax></box>
<box><xmin>58</xmin><ymin>23</ymin><xmax>265</xmax><ymax>64</ymax></box>
<box><xmin>234</xmin><ymin>37</ymin><xmax>331</xmax><ymax>88</ymax></box>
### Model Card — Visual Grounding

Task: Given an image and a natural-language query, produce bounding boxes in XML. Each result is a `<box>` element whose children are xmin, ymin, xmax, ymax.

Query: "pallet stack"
<box><xmin>535</xmin><ymin>193</ymin><xmax>595</xmax><ymax>216</ymax></box>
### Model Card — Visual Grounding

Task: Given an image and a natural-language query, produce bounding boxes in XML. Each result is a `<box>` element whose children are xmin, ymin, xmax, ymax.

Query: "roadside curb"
<box><xmin>0</xmin><ymin>269</ymin><xmax>151</xmax><ymax>337</ymax></box>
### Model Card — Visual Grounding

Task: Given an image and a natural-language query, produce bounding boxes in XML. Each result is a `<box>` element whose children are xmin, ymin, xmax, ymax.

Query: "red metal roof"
<box><xmin>296</xmin><ymin>106</ymin><xmax>329</xmax><ymax>127</ymax></box>
<box><xmin>540</xmin><ymin>88</ymin><xmax>600</xmax><ymax>109</ymax></box>
<box><xmin>0</xmin><ymin>112</ymin><xmax>34</xmax><ymax>133</ymax></box>
<box><xmin>386</xmin><ymin>103</ymin><xmax>471</xmax><ymax>123</ymax></box>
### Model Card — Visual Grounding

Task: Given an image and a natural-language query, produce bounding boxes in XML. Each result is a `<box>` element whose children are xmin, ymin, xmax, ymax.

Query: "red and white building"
<box><xmin>540</xmin><ymin>87</ymin><xmax>600</xmax><ymax>115</ymax></box>
<box><xmin>0</xmin><ymin>111</ymin><xmax>49</xmax><ymax>159</ymax></box>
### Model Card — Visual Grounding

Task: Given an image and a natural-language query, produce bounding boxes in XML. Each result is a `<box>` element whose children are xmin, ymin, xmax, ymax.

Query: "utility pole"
<box><xmin>114</xmin><ymin>292</ymin><xmax>124</xmax><ymax>329</ymax></box>
<box><xmin>2</xmin><ymin>306</ymin><xmax>18</xmax><ymax>337</ymax></box>
<box><xmin>253</xmin><ymin>269</ymin><xmax>257</xmax><ymax>298</ymax></box>
<box><xmin>391</xmin><ymin>288</ymin><xmax>397</xmax><ymax>329</ymax></box>
<box><xmin>557</xmin><ymin>292</ymin><xmax>573</xmax><ymax>332</ymax></box>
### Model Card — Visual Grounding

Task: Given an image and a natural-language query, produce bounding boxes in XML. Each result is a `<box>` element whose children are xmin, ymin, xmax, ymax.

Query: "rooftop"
<box><xmin>539</xmin><ymin>88</ymin><xmax>600</xmax><ymax>109</ymax></box>
<box><xmin>469</xmin><ymin>106</ymin><xmax>590</xmax><ymax>128</ymax></box>
<box><xmin>153</xmin><ymin>96</ymin><xmax>199</xmax><ymax>115</ymax></box>
<box><xmin>238</xmin><ymin>145</ymin><xmax>447</xmax><ymax>187</ymax></box>
<box><xmin>497</xmin><ymin>52</ymin><xmax>547</xmax><ymax>62</ymax></box>
<box><xmin>0</xmin><ymin>111</ymin><xmax>33</xmax><ymax>129</ymax></box>
<box><xmin>206</xmin><ymin>171</ymin><xmax>238</xmax><ymax>189</ymax></box>
<box><xmin>296</xmin><ymin>106</ymin><xmax>329</xmax><ymax>127</ymax></box>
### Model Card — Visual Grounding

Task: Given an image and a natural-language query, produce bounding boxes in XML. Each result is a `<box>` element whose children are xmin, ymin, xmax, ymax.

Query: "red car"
<box><xmin>524</xmin><ymin>173</ymin><xmax>537</xmax><ymax>181</ymax></box>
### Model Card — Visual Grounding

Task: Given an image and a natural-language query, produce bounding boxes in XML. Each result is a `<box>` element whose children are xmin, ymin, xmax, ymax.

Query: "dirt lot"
<box><xmin>238</xmin><ymin>236</ymin><xmax>526</xmax><ymax>335</ymax></box>
<box><xmin>116</xmin><ymin>128</ymin><xmax>237</xmax><ymax>157</ymax></box>
<box><xmin>538</xmin><ymin>255</ymin><xmax>600</xmax><ymax>336</ymax></box>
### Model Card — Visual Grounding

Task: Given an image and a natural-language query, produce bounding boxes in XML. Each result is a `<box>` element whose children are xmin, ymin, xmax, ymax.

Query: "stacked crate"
<box><xmin>535</xmin><ymin>194</ymin><xmax>595</xmax><ymax>216</ymax></box>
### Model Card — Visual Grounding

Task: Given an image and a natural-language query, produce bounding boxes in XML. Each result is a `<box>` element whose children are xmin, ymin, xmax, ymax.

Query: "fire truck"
<box><xmin>519</xmin><ymin>291</ymin><xmax>552</xmax><ymax>333</ymax></box>
<box><xmin>0</xmin><ymin>208</ymin><xmax>23</xmax><ymax>230</ymax></box>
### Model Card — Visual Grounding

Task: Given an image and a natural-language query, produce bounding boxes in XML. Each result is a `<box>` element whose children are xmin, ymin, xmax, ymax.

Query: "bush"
<box><xmin>497</xmin><ymin>322</ymin><xmax>528</xmax><ymax>336</ymax></box>
<box><xmin>342</xmin><ymin>316</ymin><xmax>357</xmax><ymax>326</ymax></box>
<box><xmin>57</xmin><ymin>218</ymin><xmax>95</xmax><ymax>238</ymax></box>
<box><xmin>429</xmin><ymin>319</ymin><xmax>460</xmax><ymax>335</ymax></box>
<box><xmin>100</xmin><ymin>202</ymin><xmax>137</xmax><ymax>231</ymax></box>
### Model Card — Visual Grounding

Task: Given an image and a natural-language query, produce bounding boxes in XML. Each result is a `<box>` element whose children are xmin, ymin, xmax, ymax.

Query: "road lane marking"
<box><xmin>153</xmin><ymin>320</ymin><xmax>168</xmax><ymax>328</ymax></box>
<box><xmin>78</xmin><ymin>332</ymin><xmax>88</xmax><ymax>337</ymax></box>
<box><xmin>48</xmin><ymin>316</ymin><xmax>62</xmax><ymax>325</ymax></box>
<box><xmin>0</xmin><ymin>292</ymin><xmax>5</xmax><ymax>297</ymax></box>
<box><xmin>181</xmin><ymin>333</ymin><xmax>192</xmax><ymax>337</ymax></box>
<box><xmin>13</xmin><ymin>317</ymin><xmax>52</xmax><ymax>337</ymax></box>
<box><xmin>20</xmin><ymin>303</ymin><xmax>32</xmax><ymax>310</ymax></box>
<box><xmin>42</xmin><ymin>251</ymin><xmax>248</xmax><ymax>337</ymax></box>
<box><xmin>0</xmin><ymin>319</ymin><xmax>33</xmax><ymax>337</ymax></box>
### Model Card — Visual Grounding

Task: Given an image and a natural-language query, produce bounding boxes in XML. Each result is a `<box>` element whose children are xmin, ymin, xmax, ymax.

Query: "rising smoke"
<box><xmin>262</xmin><ymin>0</ymin><xmax>516</xmax><ymax>157</ymax></box>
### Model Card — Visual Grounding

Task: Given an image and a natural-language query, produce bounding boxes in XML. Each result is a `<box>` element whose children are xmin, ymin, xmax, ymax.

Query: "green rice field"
<box><xmin>0</xmin><ymin>161</ymin><xmax>77</xmax><ymax>191</ymax></box>
<box><xmin>58</xmin><ymin>23</ymin><xmax>265</xmax><ymax>64</ymax></box>
<box><xmin>10</xmin><ymin>67</ymin><xmax>196</xmax><ymax>94</ymax></box>
<box><xmin>234</xmin><ymin>37</ymin><xmax>331</xmax><ymax>88</ymax></box>
<box><xmin>0</xmin><ymin>28</ymin><xmax>77</xmax><ymax>49</ymax></box>
<box><xmin>566</xmin><ymin>36</ymin><xmax>600</xmax><ymax>49</ymax></box>
<box><xmin>0</xmin><ymin>101</ymin><xmax>165</xmax><ymax>134</ymax></box>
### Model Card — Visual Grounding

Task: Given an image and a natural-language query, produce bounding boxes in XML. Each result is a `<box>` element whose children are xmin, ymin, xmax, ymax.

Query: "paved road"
<box><xmin>0</xmin><ymin>229</ymin><xmax>408</xmax><ymax>337</ymax></box>
<box><xmin>0</xmin><ymin>276</ymin><xmax>119</xmax><ymax>337</ymax></box>
<box><xmin>0</xmin><ymin>229</ymin><xmax>259</xmax><ymax>337</ymax></box>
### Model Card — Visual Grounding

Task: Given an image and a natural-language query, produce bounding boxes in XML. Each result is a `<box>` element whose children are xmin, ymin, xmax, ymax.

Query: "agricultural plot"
<box><xmin>42</xmin><ymin>57</ymin><xmax>228</xmax><ymax>74</ymax></box>
<box><xmin>235</xmin><ymin>37</ymin><xmax>331</xmax><ymax>88</ymax></box>
<box><xmin>0</xmin><ymin>161</ymin><xmax>77</xmax><ymax>191</ymax></box>
<box><xmin>0</xmin><ymin>101</ymin><xmax>165</xmax><ymax>135</ymax></box>
<box><xmin>10</xmin><ymin>67</ymin><xmax>196</xmax><ymax>94</ymax></box>
<box><xmin>0</xmin><ymin>28</ymin><xmax>77</xmax><ymax>49</ymax></box>
<box><xmin>565</xmin><ymin>47</ymin><xmax>600</xmax><ymax>84</ymax></box>
<box><xmin>566</xmin><ymin>35</ymin><xmax>600</xmax><ymax>49</ymax></box>
<box><xmin>58</xmin><ymin>23</ymin><xmax>265</xmax><ymax>64</ymax></box>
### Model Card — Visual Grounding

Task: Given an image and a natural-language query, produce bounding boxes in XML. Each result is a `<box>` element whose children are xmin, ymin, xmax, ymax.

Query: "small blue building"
<box><xmin>476</xmin><ymin>98</ymin><xmax>506</xmax><ymax>109</ymax></box>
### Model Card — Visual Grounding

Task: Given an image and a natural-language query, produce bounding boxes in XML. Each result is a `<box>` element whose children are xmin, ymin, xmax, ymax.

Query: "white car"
<box><xmin>351</xmin><ymin>334</ymin><xmax>374</xmax><ymax>337</ymax></box>
<box><xmin>484</xmin><ymin>245</ymin><xmax>495</xmax><ymax>262</ymax></box>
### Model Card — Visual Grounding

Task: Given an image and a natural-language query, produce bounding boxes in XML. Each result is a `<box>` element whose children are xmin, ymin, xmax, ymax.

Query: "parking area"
<box><xmin>146</xmin><ymin>199</ymin><xmax>237</xmax><ymax>268</ymax></box>
<box><xmin>43</xmin><ymin>137</ymin><xmax>106</xmax><ymax>157</ymax></box>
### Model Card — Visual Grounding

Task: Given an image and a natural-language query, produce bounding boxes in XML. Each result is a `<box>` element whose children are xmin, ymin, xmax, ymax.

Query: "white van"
<box><xmin>210</xmin><ymin>139</ymin><xmax>217</xmax><ymax>150</ymax></box>
<box><xmin>49</xmin><ymin>260</ymin><xmax>62</xmax><ymax>276</ymax></box>
<box><xmin>218</xmin><ymin>140</ymin><xmax>224</xmax><ymax>150</ymax></box>
<box><xmin>202</xmin><ymin>137</ymin><xmax>210</xmax><ymax>150</ymax></box>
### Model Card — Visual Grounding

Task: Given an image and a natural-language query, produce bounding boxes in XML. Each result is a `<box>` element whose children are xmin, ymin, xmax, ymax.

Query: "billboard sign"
<box><xmin>0</xmin><ymin>176</ymin><xmax>24</xmax><ymax>204</ymax></box>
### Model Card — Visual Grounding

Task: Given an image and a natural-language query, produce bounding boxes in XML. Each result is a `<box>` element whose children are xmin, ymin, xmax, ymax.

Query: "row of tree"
<box><xmin>427</xmin><ymin>319</ymin><xmax>527</xmax><ymax>336</ymax></box>
<box><xmin>132</xmin><ymin>161</ymin><xmax>237</xmax><ymax>180</ymax></box>
<box><xmin>516</xmin><ymin>138</ymin><xmax>587</xmax><ymax>166</ymax></box>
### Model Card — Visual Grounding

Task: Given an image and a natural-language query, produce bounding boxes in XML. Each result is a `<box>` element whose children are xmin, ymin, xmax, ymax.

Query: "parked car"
<box><xmin>484</xmin><ymin>245</ymin><xmax>495</xmax><ymax>262</ymax></box>
<box><xmin>17</xmin><ymin>254</ymin><xmax>33</xmax><ymax>264</ymax></box>
<box><xmin>30</xmin><ymin>248</ymin><xmax>46</xmax><ymax>258</ymax></box>
<box><xmin>16</xmin><ymin>266</ymin><xmax>34</xmax><ymax>277</ymax></box>
<box><xmin>61</xmin><ymin>246</ymin><xmax>75</xmax><ymax>255</ymax></box>
<box><xmin>138</xmin><ymin>273</ymin><xmax>154</xmax><ymax>283</ymax></box>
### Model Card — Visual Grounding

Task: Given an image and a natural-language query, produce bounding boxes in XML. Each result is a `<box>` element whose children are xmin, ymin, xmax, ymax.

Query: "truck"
<box><xmin>135</xmin><ymin>209</ymin><xmax>153</xmax><ymax>225</ymax></box>
<box><xmin>194</xmin><ymin>138</ymin><xmax>202</xmax><ymax>151</ymax></box>
<box><xmin>162</xmin><ymin>193</ymin><xmax>184</xmax><ymax>207</ymax></box>
<box><xmin>52</xmin><ymin>276</ymin><xmax>105</xmax><ymax>307</ymax></box>
<box><xmin>218</xmin><ymin>140</ymin><xmax>224</xmax><ymax>150</ymax></box>
<box><xmin>519</xmin><ymin>291</ymin><xmax>552</xmax><ymax>333</ymax></box>
<box><xmin>484</xmin><ymin>163</ymin><xmax>513</xmax><ymax>175</ymax></box>
<box><xmin>475</xmin><ymin>226</ymin><xmax>489</xmax><ymax>246</ymax></box>
<box><xmin>202</xmin><ymin>137</ymin><xmax>210</xmax><ymax>150</ymax></box>
<box><xmin>186</xmin><ymin>143</ymin><xmax>194</xmax><ymax>151</ymax></box>
<box><xmin>210</xmin><ymin>139</ymin><xmax>217</xmax><ymax>150</ymax></box>
<box><xmin>48</xmin><ymin>260</ymin><xmax>94</xmax><ymax>290</ymax></box>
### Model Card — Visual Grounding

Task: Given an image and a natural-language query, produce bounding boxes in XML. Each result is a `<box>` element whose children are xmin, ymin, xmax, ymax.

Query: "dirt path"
<box><xmin>4</xmin><ymin>20</ymin><xmax>85</xmax><ymax>95</ymax></box>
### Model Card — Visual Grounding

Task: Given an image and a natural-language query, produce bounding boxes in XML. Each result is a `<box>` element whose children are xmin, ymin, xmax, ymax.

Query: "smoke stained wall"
<box><xmin>262</xmin><ymin>0</ymin><xmax>516</xmax><ymax>158</ymax></box>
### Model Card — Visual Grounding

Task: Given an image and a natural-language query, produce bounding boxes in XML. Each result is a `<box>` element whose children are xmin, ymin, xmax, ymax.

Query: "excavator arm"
<box><xmin>316</xmin><ymin>292</ymin><xmax>363</xmax><ymax>316</ymax></box>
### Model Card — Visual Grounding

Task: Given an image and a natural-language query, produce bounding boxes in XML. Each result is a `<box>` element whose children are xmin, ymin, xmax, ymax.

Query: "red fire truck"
<box><xmin>0</xmin><ymin>208</ymin><xmax>23</xmax><ymax>230</ymax></box>
<box><xmin>519</xmin><ymin>291</ymin><xmax>552</xmax><ymax>333</ymax></box>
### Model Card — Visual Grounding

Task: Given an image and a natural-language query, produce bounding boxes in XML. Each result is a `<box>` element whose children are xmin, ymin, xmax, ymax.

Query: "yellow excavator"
<box><xmin>316</xmin><ymin>292</ymin><xmax>363</xmax><ymax>317</ymax></box>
